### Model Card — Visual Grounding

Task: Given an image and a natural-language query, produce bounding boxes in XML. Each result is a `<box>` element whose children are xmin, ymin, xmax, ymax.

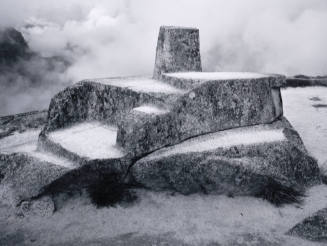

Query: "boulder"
<box><xmin>18</xmin><ymin>196</ymin><xmax>55</xmax><ymax>217</ymax></box>
<box><xmin>287</xmin><ymin>208</ymin><xmax>327</xmax><ymax>243</ymax></box>
<box><xmin>130</xmin><ymin>117</ymin><xmax>321</xmax><ymax>197</ymax></box>
<box><xmin>0</xmin><ymin>153</ymin><xmax>68</xmax><ymax>206</ymax></box>
<box><xmin>153</xmin><ymin>26</ymin><xmax>202</xmax><ymax>79</ymax></box>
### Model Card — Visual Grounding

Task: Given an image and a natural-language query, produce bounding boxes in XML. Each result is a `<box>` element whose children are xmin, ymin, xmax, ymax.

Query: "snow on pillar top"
<box><xmin>153</xmin><ymin>26</ymin><xmax>202</xmax><ymax>79</ymax></box>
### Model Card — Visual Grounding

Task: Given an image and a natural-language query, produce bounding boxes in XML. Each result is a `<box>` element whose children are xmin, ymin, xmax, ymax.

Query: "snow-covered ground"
<box><xmin>282</xmin><ymin>86</ymin><xmax>327</xmax><ymax>167</ymax></box>
<box><xmin>49</xmin><ymin>122</ymin><xmax>125</xmax><ymax>160</ymax></box>
<box><xmin>1</xmin><ymin>185</ymin><xmax>326</xmax><ymax>245</ymax></box>
<box><xmin>90</xmin><ymin>76</ymin><xmax>186</xmax><ymax>94</ymax></box>
<box><xmin>165</xmin><ymin>72</ymin><xmax>269</xmax><ymax>80</ymax></box>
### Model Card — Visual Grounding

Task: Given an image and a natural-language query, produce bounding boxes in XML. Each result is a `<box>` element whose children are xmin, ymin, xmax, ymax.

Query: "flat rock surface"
<box><xmin>288</xmin><ymin>208</ymin><xmax>327</xmax><ymax>242</ymax></box>
<box><xmin>49</xmin><ymin>122</ymin><xmax>125</xmax><ymax>160</ymax></box>
<box><xmin>165</xmin><ymin>71</ymin><xmax>269</xmax><ymax>80</ymax></box>
<box><xmin>89</xmin><ymin>76</ymin><xmax>186</xmax><ymax>94</ymax></box>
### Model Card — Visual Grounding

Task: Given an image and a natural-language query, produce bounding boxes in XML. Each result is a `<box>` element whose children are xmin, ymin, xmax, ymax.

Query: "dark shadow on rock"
<box><xmin>87</xmin><ymin>172</ymin><xmax>137</xmax><ymax>208</ymax></box>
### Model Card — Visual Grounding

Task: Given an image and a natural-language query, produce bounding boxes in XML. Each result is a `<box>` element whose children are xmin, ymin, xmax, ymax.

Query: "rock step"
<box><xmin>161</xmin><ymin>72</ymin><xmax>286</xmax><ymax>90</ymax></box>
<box><xmin>130</xmin><ymin>117</ymin><xmax>321</xmax><ymax>195</ymax></box>
<box><xmin>39</xmin><ymin>121</ymin><xmax>126</xmax><ymax>165</ymax></box>
<box><xmin>43</xmin><ymin>77</ymin><xmax>184</xmax><ymax>132</ymax></box>
<box><xmin>0</xmin><ymin>129</ymin><xmax>74</xmax><ymax>168</ymax></box>
<box><xmin>117</xmin><ymin>74</ymin><xmax>284</xmax><ymax>157</ymax></box>
<box><xmin>0</xmin><ymin>127</ymin><xmax>131</xmax><ymax>207</ymax></box>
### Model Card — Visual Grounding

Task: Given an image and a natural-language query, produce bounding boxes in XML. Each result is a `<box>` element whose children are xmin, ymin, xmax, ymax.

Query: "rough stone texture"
<box><xmin>161</xmin><ymin>73</ymin><xmax>287</xmax><ymax>90</ymax></box>
<box><xmin>130</xmin><ymin>118</ymin><xmax>321</xmax><ymax>195</ymax></box>
<box><xmin>153</xmin><ymin>26</ymin><xmax>202</xmax><ymax>79</ymax></box>
<box><xmin>18</xmin><ymin>196</ymin><xmax>55</xmax><ymax>217</ymax></box>
<box><xmin>0</xmin><ymin>152</ymin><xmax>132</xmax><ymax>207</ymax></box>
<box><xmin>287</xmin><ymin>208</ymin><xmax>327</xmax><ymax>243</ymax></box>
<box><xmin>42</xmin><ymin>80</ymin><xmax>176</xmax><ymax>133</ymax></box>
<box><xmin>118</xmin><ymin>77</ymin><xmax>284</xmax><ymax>156</ymax></box>
<box><xmin>0</xmin><ymin>110</ymin><xmax>47</xmax><ymax>139</ymax></box>
<box><xmin>0</xmin><ymin>153</ymin><xmax>69</xmax><ymax>206</ymax></box>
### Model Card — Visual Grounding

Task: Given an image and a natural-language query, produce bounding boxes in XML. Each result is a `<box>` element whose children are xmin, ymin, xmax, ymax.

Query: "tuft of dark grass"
<box><xmin>254</xmin><ymin>178</ymin><xmax>305</xmax><ymax>206</ymax></box>
<box><xmin>87</xmin><ymin>172</ymin><xmax>137</xmax><ymax>208</ymax></box>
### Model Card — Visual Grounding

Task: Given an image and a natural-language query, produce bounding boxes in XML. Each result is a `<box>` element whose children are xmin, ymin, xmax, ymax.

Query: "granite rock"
<box><xmin>287</xmin><ymin>208</ymin><xmax>327</xmax><ymax>242</ymax></box>
<box><xmin>130</xmin><ymin>118</ymin><xmax>320</xmax><ymax>196</ymax></box>
<box><xmin>118</xmin><ymin>76</ymin><xmax>284</xmax><ymax>156</ymax></box>
<box><xmin>153</xmin><ymin>26</ymin><xmax>202</xmax><ymax>79</ymax></box>
<box><xmin>42</xmin><ymin>80</ymin><xmax>173</xmax><ymax>133</ymax></box>
<box><xmin>0</xmin><ymin>153</ymin><xmax>68</xmax><ymax>206</ymax></box>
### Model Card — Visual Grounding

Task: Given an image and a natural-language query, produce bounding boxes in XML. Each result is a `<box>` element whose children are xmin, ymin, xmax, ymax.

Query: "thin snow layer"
<box><xmin>282</xmin><ymin>87</ymin><xmax>327</xmax><ymax>167</ymax></box>
<box><xmin>0</xmin><ymin>130</ymin><xmax>73</xmax><ymax>168</ymax></box>
<box><xmin>7</xmin><ymin>185</ymin><xmax>327</xmax><ymax>245</ymax></box>
<box><xmin>165</xmin><ymin>72</ymin><xmax>269</xmax><ymax>80</ymax></box>
<box><xmin>149</xmin><ymin>125</ymin><xmax>285</xmax><ymax>160</ymax></box>
<box><xmin>49</xmin><ymin>122</ymin><xmax>125</xmax><ymax>160</ymax></box>
<box><xmin>89</xmin><ymin>76</ymin><xmax>186</xmax><ymax>94</ymax></box>
<box><xmin>133</xmin><ymin>105</ymin><xmax>169</xmax><ymax>114</ymax></box>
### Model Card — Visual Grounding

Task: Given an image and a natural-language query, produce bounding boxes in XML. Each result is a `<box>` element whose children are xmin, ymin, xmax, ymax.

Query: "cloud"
<box><xmin>0</xmin><ymin>0</ymin><xmax>327</xmax><ymax>115</ymax></box>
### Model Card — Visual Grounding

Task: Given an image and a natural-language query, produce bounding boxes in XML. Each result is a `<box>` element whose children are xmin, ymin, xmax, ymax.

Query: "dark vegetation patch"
<box><xmin>312</xmin><ymin>104</ymin><xmax>327</xmax><ymax>108</ymax></box>
<box><xmin>86</xmin><ymin>172</ymin><xmax>137</xmax><ymax>208</ymax></box>
<box><xmin>254</xmin><ymin>178</ymin><xmax>305</xmax><ymax>206</ymax></box>
<box><xmin>309</xmin><ymin>96</ymin><xmax>322</xmax><ymax>102</ymax></box>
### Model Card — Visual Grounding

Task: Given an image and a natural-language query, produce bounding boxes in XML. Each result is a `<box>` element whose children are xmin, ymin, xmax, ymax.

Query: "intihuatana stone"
<box><xmin>153</xmin><ymin>26</ymin><xmax>202</xmax><ymax>79</ymax></box>
<box><xmin>130</xmin><ymin>118</ymin><xmax>320</xmax><ymax>195</ymax></box>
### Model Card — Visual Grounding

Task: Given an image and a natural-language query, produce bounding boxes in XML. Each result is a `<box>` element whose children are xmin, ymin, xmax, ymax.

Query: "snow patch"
<box><xmin>165</xmin><ymin>72</ymin><xmax>269</xmax><ymax>80</ymax></box>
<box><xmin>149</xmin><ymin>125</ymin><xmax>285</xmax><ymax>160</ymax></box>
<box><xmin>282</xmin><ymin>87</ymin><xmax>327</xmax><ymax>166</ymax></box>
<box><xmin>133</xmin><ymin>105</ymin><xmax>169</xmax><ymax>114</ymax></box>
<box><xmin>49</xmin><ymin>122</ymin><xmax>125</xmax><ymax>160</ymax></box>
<box><xmin>89</xmin><ymin>76</ymin><xmax>186</xmax><ymax>94</ymax></box>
